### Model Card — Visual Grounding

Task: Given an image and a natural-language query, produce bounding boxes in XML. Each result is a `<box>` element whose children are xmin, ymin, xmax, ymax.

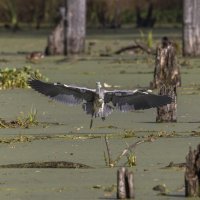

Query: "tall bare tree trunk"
<box><xmin>183</xmin><ymin>0</ymin><xmax>200</xmax><ymax>56</ymax></box>
<box><xmin>45</xmin><ymin>0</ymin><xmax>86</xmax><ymax>55</ymax></box>
<box><xmin>111</xmin><ymin>0</ymin><xmax>121</xmax><ymax>28</ymax></box>
<box><xmin>67</xmin><ymin>0</ymin><xmax>86</xmax><ymax>54</ymax></box>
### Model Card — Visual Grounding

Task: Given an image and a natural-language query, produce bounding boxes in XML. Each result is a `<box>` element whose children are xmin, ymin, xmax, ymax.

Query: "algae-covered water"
<box><xmin>0</xmin><ymin>27</ymin><xmax>199</xmax><ymax>199</ymax></box>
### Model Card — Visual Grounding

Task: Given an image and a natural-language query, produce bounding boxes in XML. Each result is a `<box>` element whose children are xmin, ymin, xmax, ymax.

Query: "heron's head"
<box><xmin>96</xmin><ymin>82</ymin><xmax>102</xmax><ymax>89</ymax></box>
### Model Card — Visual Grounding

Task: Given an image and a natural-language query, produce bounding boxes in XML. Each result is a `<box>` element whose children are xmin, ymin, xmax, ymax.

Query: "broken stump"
<box><xmin>185</xmin><ymin>144</ymin><xmax>200</xmax><ymax>197</ymax></box>
<box><xmin>156</xmin><ymin>86</ymin><xmax>177</xmax><ymax>122</ymax></box>
<box><xmin>151</xmin><ymin>37</ymin><xmax>181</xmax><ymax>122</ymax></box>
<box><xmin>117</xmin><ymin>167</ymin><xmax>135</xmax><ymax>199</ymax></box>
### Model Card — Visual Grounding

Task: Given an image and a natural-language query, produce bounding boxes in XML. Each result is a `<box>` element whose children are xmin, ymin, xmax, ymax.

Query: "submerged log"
<box><xmin>0</xmin><ymin>161</ymin><xmax>92</xmax><ymax>169</ymax></box>
<box><xmin>185</xmin><ymin>145</ymin><xmax>200</xmax><ymax>197</ymax></box>
<box><xmin>151</xmin><ymin>37</ymin><xmax>181</xmax><ymax>122</ymax></box>
<box><xmin>114</xmin><ymin>42</ymin><xmax>155</xmax><ymax>55</ymax></box>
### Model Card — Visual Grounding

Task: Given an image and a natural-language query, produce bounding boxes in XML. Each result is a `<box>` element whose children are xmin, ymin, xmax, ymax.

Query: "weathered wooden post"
<box><xmin>156</xmin><ymin>86</ymin><xmax>177</xmax><ymax>122</ymax></box>
<box><xmin>125</xmin><ymin>170</ymin><xmax>135</xmax><ymax>199</ymax></box>
<box><xmin>117</xmin><ymin>167</ymin><xmax>126</xmax><ymax>199</ymax></box>
<box><xmin>150</xmin><ymin>37</ymin><xmax>181</xmax><ymax>122</ymax></box>
<box><xmin>185</xmin><ymin>144</ymin><xmax>200</xmax><ymax>197</ymax></box>
<box><xmin>117</xmin><ymin>167</ymin><xmax>135</xmax><ymax>199</ymax></box>
<box><xmin>45</xmin><ymin>0</ymin><xmax>86</xmax><ymax>55</ymax></box>
<box><xmin>183</xmin><ymin>0</ymin><xmax>200</xmax><ymax>56</ymax></box>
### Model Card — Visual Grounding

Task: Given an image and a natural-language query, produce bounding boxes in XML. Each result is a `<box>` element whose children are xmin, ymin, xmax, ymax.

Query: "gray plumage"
<box><xmin>28</xmin><ymin>79</ymin><xmax>172</xmax><ymax>128</ymax></box>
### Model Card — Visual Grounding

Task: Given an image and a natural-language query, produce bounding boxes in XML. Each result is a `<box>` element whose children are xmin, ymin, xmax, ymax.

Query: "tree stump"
<box><xmin>117</xmin><ymin>167</ymin><xmax>135</xmax><ymax>199</ymax></box>
<box><xmin>185</xmin><ymin>145</ymin><xmax>200</xmax><ymax>197</ymax></box>
<box><xmin>156</xmin><ymin>86</ymin><xmax>177</xmax><ymax>122</ymax></box>
<box><xmin>150</xmin><ymin>37</ymin><xmax>181</xmax><ymax>122</ymax></box>
<box><xmin>125</xmin><ymin>170</ymin><xmax>135</xmax><ymax>199</ymax></box>
<box><xmin>196</xmin><ymin>145</ymin><xmax>200</xmax><ymax>182</ymax></box>
<box><xmin>45</xmin><ymin>0</ymin><xmax>86</xmax><ymax>55</ymax></box>
<box><xmin>117</xmin><ymin>167</ymin><xmax>126</xmax><ymax>199</ymax></box>
<box><xmin>45</xmin><ymin>18</ymin><xmax>65</xmax><ymax>55</ymax></box>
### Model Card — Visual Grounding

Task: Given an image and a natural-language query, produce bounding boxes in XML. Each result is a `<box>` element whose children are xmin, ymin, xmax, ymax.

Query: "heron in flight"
<box><xmin>28</xmin><ymin>79</ymin><xmax>172</xmax><ymax>128</ymax></box>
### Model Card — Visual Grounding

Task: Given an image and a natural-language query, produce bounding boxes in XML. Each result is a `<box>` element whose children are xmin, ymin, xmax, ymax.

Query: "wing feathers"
<box><xmin>28</xmin><ymin>79</ymin><xmax>172</xmax><ymax>113</ymax></box>
<box><xmin>28</xmin><ymin>79</ymin><xmax>95</xmax><ymax>105</ymax></box>
<box><xmin>105</xmin><ymin>90</ymin><xmax>172</xmax><ymax>111</ymax></box>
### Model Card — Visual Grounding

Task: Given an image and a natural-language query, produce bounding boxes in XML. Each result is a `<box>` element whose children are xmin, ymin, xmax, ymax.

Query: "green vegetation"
<box><xmin>139</xmin><ymin>30</ymin><xmax>154</xmax><ymax>48</ymax></box>
<box><xmin>0</xmin><ymin>108</ymin><xmax>38</xmax><ymax>128</ymax></box>
<box><xmin>0</xmin><ymin>66</ymin><xmax>46</xmax><ymax>89</ymax></box>
<box><xmin>0</xmin><ymin>0</ymin><xmax>182</xmax><ymax>29</ymax></box>
<box><xmin>126</xmin><ymin>153</ymin><xmax>136</xmax><ymax>167</ymax></box>
<box><xmin>16</xmin><ymin>108</ymin><xmax>38</xmax><ymax>128</ymax></box>
<box><xmin>104</xmin><ymin>135</ymin><xmax>147</xmax><ymax>167</ymax></box>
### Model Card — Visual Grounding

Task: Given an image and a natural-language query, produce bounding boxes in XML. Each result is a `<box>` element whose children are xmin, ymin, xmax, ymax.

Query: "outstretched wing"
<box><xmin>104</xmin><ymin>89</ymin><xmax>172</xmax><ymax>111</ymax></box>
<box><xmin>28</xmin><ymin>79</ymin><xmax>95</xmax><ymax>105</ymax></box>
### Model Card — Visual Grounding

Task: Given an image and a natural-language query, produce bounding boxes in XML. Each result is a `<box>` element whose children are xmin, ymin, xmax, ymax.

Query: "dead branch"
<box><xmin>104</xmin><ymin>136</ymin><xmax>155</xmax><ymax>167</ymax></box>
<box><xmin>113</xmin><ymin>140</ymin><xmax>145</xmax><ymax>165</ymax></box>
<box><xmin>114</xmin><ymin>42</ymin><xmax>156</xmax><ymax>55</ymax></box>
<box><xmin>105</xmin><ymin>135</ymin><xmax>113</xmax><ymax>166</ymax></box>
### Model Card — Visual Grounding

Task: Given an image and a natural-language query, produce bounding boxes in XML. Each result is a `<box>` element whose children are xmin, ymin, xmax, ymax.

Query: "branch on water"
<box><xmin>114</xmin><ymin>41</ymin><xmax>156</xmax><ymax>55</ymax></box>
<box><xmin>104</xmin><ymin>136</ymin><xmax>155</xmax><ymax>167</ymax></box>
<box><xmin>113</xmin><ymin>140</ymin><xmax>144</xmax><ymax>166</ymax></box>
<box><xmin>104</xmin><ymin>135</ymin><xmax>113</xmax><ymax>167</ymax></box>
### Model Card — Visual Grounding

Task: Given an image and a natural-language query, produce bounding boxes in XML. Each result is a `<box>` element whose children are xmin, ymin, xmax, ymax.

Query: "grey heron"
<box><xmin>28</xmin><ymin>79</ymin><xmax>172</xmax><ymax>128</ymax></box>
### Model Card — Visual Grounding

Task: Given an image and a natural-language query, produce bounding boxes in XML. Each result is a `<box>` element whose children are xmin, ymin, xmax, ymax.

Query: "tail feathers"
<box><xmin>82</xmin><ymin>103</ymin><xmax>114</xmax><ymax>119</ymax></box>
<box><xmin>83</xmin><ymin>103</ymin><xmax>114</xmax><ymax>129</ymax></box>
<box><xmin>101</xmin><ymin>104</ymin><xmax>114</xmax><ymax>118</ymax></box>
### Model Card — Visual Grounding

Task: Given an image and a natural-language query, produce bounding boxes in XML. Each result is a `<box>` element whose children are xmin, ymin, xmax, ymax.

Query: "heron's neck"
<box><xmin>96</xmin><ymin>83</ymin><xmax>101</xmax><ymax>95</ymax></box>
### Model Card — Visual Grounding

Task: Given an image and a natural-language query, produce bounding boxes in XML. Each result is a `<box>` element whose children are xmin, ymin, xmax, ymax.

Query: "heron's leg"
<box><xmin>90</xmin><ymin>114</ymin><xmax>94</xmax><ymax>129</ymax></box>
